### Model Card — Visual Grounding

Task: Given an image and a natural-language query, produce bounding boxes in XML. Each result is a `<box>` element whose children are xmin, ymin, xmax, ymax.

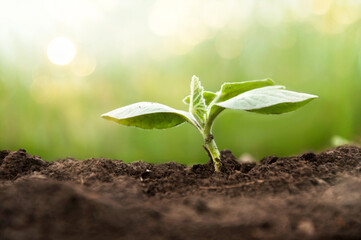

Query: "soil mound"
<box><xmin>0</xmin><ymin>146</ymin><xmax>360</xmax><ymax>240</ymax></box>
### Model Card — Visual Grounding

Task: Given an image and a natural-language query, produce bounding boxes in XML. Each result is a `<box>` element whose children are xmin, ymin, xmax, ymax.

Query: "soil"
<box><xmin>0</xmin><ymin>145</ymin><xmax>360</xmax><ymax>240</ymax></box>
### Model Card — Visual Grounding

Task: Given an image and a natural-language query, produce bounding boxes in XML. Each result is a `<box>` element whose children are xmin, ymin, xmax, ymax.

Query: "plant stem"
<box><xmin>203</xmin><ymin>132</ymin><xmax>222</xmax><ymax>172</ymax></box>
<box><xmin>200</xmin><ymin>104</ymin><xmax>224</xmax><ymax>172</ymax></box>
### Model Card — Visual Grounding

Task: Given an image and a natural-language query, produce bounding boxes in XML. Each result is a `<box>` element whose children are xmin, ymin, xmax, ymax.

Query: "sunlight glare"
<box><xmin>47</xmin><ymin>37</ymin><xmax>76</xmax><ymax>65</ymax></box>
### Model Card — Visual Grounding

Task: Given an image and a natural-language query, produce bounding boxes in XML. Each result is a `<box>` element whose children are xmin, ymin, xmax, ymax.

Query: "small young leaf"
<box><xmin>203</xmin><ymin>91</ymin><xmax>218</xmax><ymax>105</ymax></box>
<box><xmin>189</xmin><ymin>75</ymin><xmax>207</xmax><ymax>123</ymax></box>
<box><xmin>183</xmin><ymin>91</ymin><xmax>217</xmax><ymax>106</ymax></box>
<box><xmin>182</xmin><ymin>95</ymin><xmax>190</xmax><ymax>105</ymax></box>
<box><xmin>101</xmin><ymin>102</ymin><xmax>193</xmax><ymax>129</ymax></box>
<box><xmin>218</xmin><ymin>78</ymin><xmax>275</xmax><ymax>102</ymax></box>
<box><xmin>215</xmin><ymin>86</ymin><xmax>318</xmax><ymax>114</ymax></box>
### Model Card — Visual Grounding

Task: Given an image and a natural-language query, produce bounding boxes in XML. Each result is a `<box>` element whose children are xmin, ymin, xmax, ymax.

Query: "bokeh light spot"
<box><xmin>47</xmin><ymin>37</ymin><xmax>76</xmax><ymax>65</ymax></box>
<box><xmin>71</xmin><ymin>52</ymin><xmax>97</xmax><ymax>77</ymax></box>
<box><xmin>149</xmin><ymin>0</ymin><xmax>183</xmax><ymax>36</ymax></box>
<box><xmin>202</xmin><ymin>1</ymin><xmax>229</xmax><ymax>29</ymax></box>
<box><xmin>215</xmin><ymin>32</ymin><xmax>242</xmax><ymax>59</ymax></box>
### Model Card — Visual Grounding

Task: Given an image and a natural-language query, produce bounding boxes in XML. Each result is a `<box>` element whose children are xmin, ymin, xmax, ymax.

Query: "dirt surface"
<box><xmin>0</xmin><ymin>146</ymin><xmax>360</xmax><ymax>240</ymax></box>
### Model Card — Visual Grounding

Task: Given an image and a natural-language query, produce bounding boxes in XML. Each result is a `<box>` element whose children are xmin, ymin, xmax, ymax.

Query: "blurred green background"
<box><xmin>1</xmin><ymin>0</ymin><xmax>360</xmax><ymax>164</ymax></box>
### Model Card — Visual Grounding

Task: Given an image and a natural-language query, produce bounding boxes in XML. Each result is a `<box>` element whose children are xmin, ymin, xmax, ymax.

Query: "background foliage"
<box><xmin>1</xmin><ymin>0</ymin><xmax>360</xmax><ymax>164</ymax></box>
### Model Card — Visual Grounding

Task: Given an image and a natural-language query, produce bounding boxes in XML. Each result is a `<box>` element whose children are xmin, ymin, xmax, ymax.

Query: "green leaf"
<box><xmin>182</xmin><ymin>95</ymin><xmax>190</xmax><ymax>105</ymax></box>
<box><xmin>183</xmin><ymin>91</ymin><xmax>217</xmax><ymax>106</ymax></box>
<box><xmin>101</xmin><ymin>102</ymin><xmax>193</xmax><ymax>129</ymax></box>
<box><xmin>218</xmin><ymin>78</ymin><xmax>275</xmax><ymax>102</ymax></box>
<box><xmin>203</xmin><ymin>91</ymin><xmax>217</xmax><ymax>105</ymax></box>
<box><xmin>205</xmin><ymin>79</ymin><xmax>276</xmax><ymax>123</ymax></box>
<box><xmin>215</xmin><ymin>86</ymin><xmax>318</xmax><ymax>114</ymax></box>
<box><xmin>189</xmin><ymin>75</ymin><xmax>207</xmax><ymax>123</ymax></box>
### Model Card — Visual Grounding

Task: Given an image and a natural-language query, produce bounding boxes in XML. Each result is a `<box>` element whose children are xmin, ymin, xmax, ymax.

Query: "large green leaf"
<box><xmin>205</xmin><ymin>79</ymin><xmax>276</xmax><ymax>123</ymax></box>
<box><xmin>215</xmin><ymin>86</ymin><xmax>318</xmax><ymax>114</ymax></box>
<box><xmin>101</xmin><ymin>102</ymin><xmax>193</xmax><ymax>129</ymax></box>
<box><xmin>189</xmin><ymin>75</ymin><xmax>207</xmax><ymax>123</ymax></box>
<box><xmin>183</xmin><ymin>91</ymin><xmax>217</xmax><ymax>106</ymax></box>
<box><xmin>184</xmin><ymin>79</ymin><xmax>273</xmax><ymax>107</ymax></box>
<box><xmin>218</xmin><ymin>78</ymin><xmax>275</xmax><ymax>102</ymax></box>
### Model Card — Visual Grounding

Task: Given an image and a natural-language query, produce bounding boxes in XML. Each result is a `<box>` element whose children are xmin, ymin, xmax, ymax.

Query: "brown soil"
<box><xmin>0</xmin><ymin>145</ymin><xmax>360</xmax><ymax>240</ymax></box>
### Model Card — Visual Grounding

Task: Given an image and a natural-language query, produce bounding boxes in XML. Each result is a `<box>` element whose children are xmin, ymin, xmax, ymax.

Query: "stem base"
<box><xmin>203</xmin><ymin>137</ymin><xmax>223</xmax><ymax>172</ymax></box>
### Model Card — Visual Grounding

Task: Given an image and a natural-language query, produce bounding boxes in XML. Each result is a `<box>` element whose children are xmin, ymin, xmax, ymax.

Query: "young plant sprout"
<box><xmin>101</xmin><ymin>76</ymin><xmax>318</xmax><ymax>172</ymax></box>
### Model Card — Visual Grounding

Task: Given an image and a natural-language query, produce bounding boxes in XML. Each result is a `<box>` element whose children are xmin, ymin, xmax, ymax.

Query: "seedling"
<box><xmin>102</xmin><ymin>76</ymin><xmax>317</xmax><ymax>172</ymax></box>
